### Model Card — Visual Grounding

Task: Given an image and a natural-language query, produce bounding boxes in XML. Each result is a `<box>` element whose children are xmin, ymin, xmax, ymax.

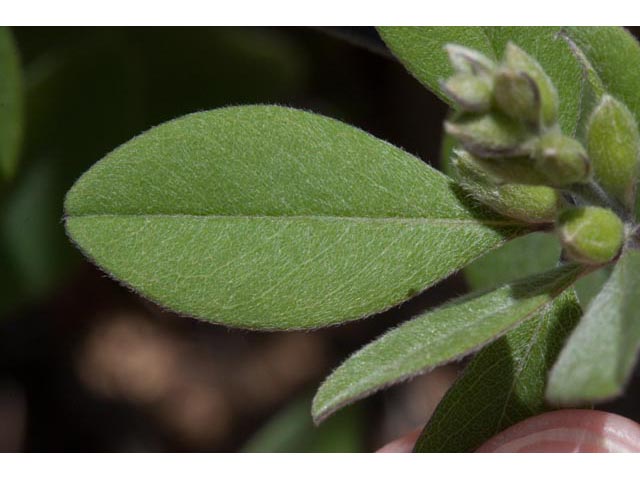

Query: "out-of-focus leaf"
<box><xmin>123</xmin><ymin>27</ymin><xmax>308</xmax><ymax>126</ymax></box>
<box><xmin>547</xmin><ymin>248</ymin><xmax>640</xmax><ymax>405</ymax></box>
<box><xmin>377</xmin><ymin>27</ymin><xmax>584</xmax><ymax>134</ymax></box>
<box><xmin>65</xmin><ymin>106</ymin><xmax>529</xmax><ymax>330</ymax></box>
<box><xmin>312</xmin><ymin>264</ymin><xmax>583</xmax><ymax>423</ymax></box>
<box><xmin>415</xmin><ymin>288</ymin><xmax>581</xmax><ymax>452</ymax></box>
<box><xmin>1</xmin><ymin>28</ymin><xmax>309</xmax><ymax>317</ymax></box>
<box><xmin>0</xmin><ymin>27</ymin><xmax>23</xmax><ymax>180</ymax></box>
<box><xmin>242</xmin><ymin>395</ymin><xmax>364</xmax><ymax>453</ymax></box>
<box><xmin>573</xmin><ymin>265</ymin><xmax>611</xmax><ymax>309</ymax></box>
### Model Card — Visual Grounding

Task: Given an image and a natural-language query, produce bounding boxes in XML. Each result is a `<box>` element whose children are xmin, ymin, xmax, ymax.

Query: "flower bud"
<box><xmin>441</xmin><ymin>73</ymin><xmax>493</xmax><ymax>112</ymax></box>
<box><xmin>587</xmin><ymin>94</ymin><xmax>640</xmax><ymax>209</ymax></box>
<box><xmin>452</xmin><ymin>151</ymin><xmax>564</xmax><ymax>223</ymax></box>
<box><xmin>502</xmin><ymin>42</ymin><xmax>559</xmax><ymax>127</ymax></box>
<box><xmin>445</xmin><ymin>112</ymin><xmax>531</xmax><ymax>158</ymax></box>
<box><xmin>445</xmin><ymin>44</ymin><xmax>495</xmax><ymax>75</ymax></box>
<box><xmin>557</xmin><ymin>207</ymin><xmax>624</xmax><ymax>265</ymax></box>
<box><xmin>493</xmin><ymin>67</ymin><xmax>541</xmax><ymax>127</ymax></box>
<box><xmin>532</xmin><ymin>130</ymin><xmax>591</xmax><ymax>187</ymax></box>
<box><xmin>466</xmin><ymin>155</ymin><xmax>555</xmax><ymax>186</ymax></box>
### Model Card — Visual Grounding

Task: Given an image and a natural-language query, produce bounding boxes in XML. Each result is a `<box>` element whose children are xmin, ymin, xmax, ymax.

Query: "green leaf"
<box><xmin>0</xmin><ymin>27</ymin><xmax>23</xmax><ymax>180</ymax></box>
<box><xmin>564</xmin><ymin>27</ymin><xmax>640</xmax><ymax>126</ymax></box>
<box><xmin>574</xmin><ymin>265</ymin><xmax>611</xmax><ymax>309</ymax></box>
<box><xmin>65</xmin><ymin>106</ymin><xmax>527</xmax><ymax>330</ymax></box>
<box><xmin>377</xmin><ymin>27</ymin><xmax>584</xmax><ymax>134</ymax></box>
<box><xmin>465</xmin><ymin>232</ymin><xmax>561</xmax><ymax>291</ymax></box>
<box><xmin>241</xmin><ymin>395</ymin><xmax>364</xmax><ymax>453</ymax></box>
<box><xmin>312</xmin><ymin>264</ymin><xmax>583</xmax><ymax>423</ymax></box>
<box><xmin>415</xmin><ymin>287</ymin><xmax>582</xmax><ymax>452</ymax></box>
<box><xmin>547</xmin><ymin>248</ymin><xmax>640</xmax><ymax>405</ymax></box>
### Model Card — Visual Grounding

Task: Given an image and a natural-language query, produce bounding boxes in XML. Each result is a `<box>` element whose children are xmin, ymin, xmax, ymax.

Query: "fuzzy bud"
<box><xmin>445</xmin><ymin>112</ymin><xmax>531</xmax><ymax>158</ymax></box>
<box><xmin>442</xmin><ymin>73</ymin><xmax>493</xmax><ymax>112</ymax></box>
<box><xmin>445</xmin><ymin>44</ymin><xmax>495</xmax><ymax>75</ymax></box>
<box><xmin>493</xmin><ymin>67</ymin><xmax>541</xmax><ymax>127</ymax></box>
<box><xmin>502</xmin><ymin>42</ymin><xmax>559</xmax><ymax>127</ymax></box>
<box><xmin>532</xmin><ymin>130</ymin><xmax>591</xmax><ymax>187</ymax></box>
<box><xmin>557</xmin><ymin>207</ymin><xmax>624</xmax><ymax>265</ymax></box>
<box><xmin>587</xmin><ymin>94</ymin><xmax>640</xmax><ymax>209</ymax></box>
<box><xmin>452</xmin><ymin>151</ymin><xmax>564</xmax><ymax>223</ymax></box>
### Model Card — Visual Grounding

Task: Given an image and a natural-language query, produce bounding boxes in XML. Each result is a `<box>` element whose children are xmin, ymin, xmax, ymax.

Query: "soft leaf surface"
<box><xmin>547</xmin><ymin>248</ymin><xmax>640</xmax><ymax>405</ymax></box>
<box><xmin>65</xmin><ymin>106</ymin><xmax>527</xmax><ymax>330</ymax></box>
<box><xmin>0</xmin><ymin>27</ymin><xmax>23</xmax><ymax>180</ymax></box>
<box><xmin>377</xmin><ymin>27</ymin><xmax>583</xmax><ymax>134</ymax></box>
<box><xmin>415</xmin><ymin>288</ymin><xmax>581</xmax><ymax>452</ymax></box>
<box><xmin>465</xmin><ymin>232</ymin><xmax>561</xmax><ymax>291</ymax></box>
<box><xmin>564</xmin><ymin>27</ymin><xmax>640</xmax><ymax>125</ymax></box>
<box><xmin>312</xmin><ymin>264</ymin><xmax>582</xmax><ymax>423</ymax></box>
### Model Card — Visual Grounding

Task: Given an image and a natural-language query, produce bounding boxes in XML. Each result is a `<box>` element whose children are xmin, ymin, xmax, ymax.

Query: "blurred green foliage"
<box><xmin>0</xmin><ymin>27</ymin><xmax>308</xmax><ymax>316</ymax></box>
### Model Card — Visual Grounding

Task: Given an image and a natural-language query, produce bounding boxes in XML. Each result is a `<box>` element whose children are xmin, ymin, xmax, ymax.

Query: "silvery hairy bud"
<box><xmin>532</xmin><ymin>130</ymin><xmax>591</xmax><ymax>187</ymax></box>
<box><xmin>498</xmin><ymin>42</ymin><xmax>559</xmax><ymax>128</ymax></box>
<box><xmin>442</xmin><ymin>44</ymin><xmax>496</xmax><ymax>113</ymax></box>
<box><xmin>587</xmin><ymin>94</ymin><xmax>640</xmax><ymax>209</ymax></box>
<box><xmin>444</xmin><ymin>112</ymin><xmax>532</xmax><ymax>158</ymax></box>
<box><xmin>452</xmin><ymin>150</ymin><xmax>564</xmax><ymax>224</ymax></box>
<box><xmin>557</xmin><ymin>206</ymin><xmax>625</xmax><ymax>265</ymax></box>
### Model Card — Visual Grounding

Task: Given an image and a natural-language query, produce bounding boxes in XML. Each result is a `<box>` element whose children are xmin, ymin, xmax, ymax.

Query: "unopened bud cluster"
<box><xmin>444</xmin><ymin>42</ymin><xmax>590</xmax><ymax>188</ymax></box>
<box><xmin>444</xmin><ymin>42</ymin><xmax>640</xmax><ymax>266</ymax></box>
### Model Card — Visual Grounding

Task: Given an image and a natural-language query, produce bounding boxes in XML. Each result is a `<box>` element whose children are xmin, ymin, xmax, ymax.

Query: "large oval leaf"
<box><xmin>0</xmin><ymin>27</ymin><xmax>23</xmax><ymax>180</ymax></box>
<box><xmin>65</xmin><ymin>106</ymin><xmax>528</xmax><ymax>330</ymax></box>
<box><xmin>377</xmin><ymin>27</ymin><xmax>584</xmax><ymax>134</ymax></box>
<box><xmin>312</xmin><ymin>264</ymin><xmax>583</xmax><ymax>423</ymax></box>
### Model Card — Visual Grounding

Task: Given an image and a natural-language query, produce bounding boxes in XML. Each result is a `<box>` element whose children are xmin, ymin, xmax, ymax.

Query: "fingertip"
<box><xmin>376</xmin><ymin>428</ymin><xmax>422</xmax><ymax>453</ymax></box>
<box><xmin>477</xmin><ymin>409</ymin><xmax>640</xmax><ymax>453</ymax></box>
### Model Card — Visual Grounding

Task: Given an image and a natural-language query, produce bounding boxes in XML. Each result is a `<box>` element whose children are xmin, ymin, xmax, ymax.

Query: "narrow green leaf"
<box><xmin>312</xmin><ymin>264</ymin><xmax>583</xmax><ymax>423</ymax></box>
<box><xmin>465</xmin><ymin>232</ymin><xmax>561</xmax><ymax>291</ymax></box>
<box><xmin>65</xmin><ymin>106</ymin><xmax>528</xmax><ymax>330</ymax></box>
<box><xmin>0</xmin><ymin>27</ymin><xmax>23</xmax><ymax>180</ymax></box>
<box><xmin>377</xmin><ymin>27</ymin><xmax>584</xmax><ymax>134</ymax></box>
<box><xmin>547</xmin><ymin>248</ymin><xmax>640</xmax><ymax>405</ymax></box>
<box><xmin>415</xmin><ymin>288</ymin><xmax>582</xmax><ymax>452</ymax></box>
<box><xmin>564</xmin><ymin>27</ymin><xmax>640</xmax><ymax>125</ymax></box>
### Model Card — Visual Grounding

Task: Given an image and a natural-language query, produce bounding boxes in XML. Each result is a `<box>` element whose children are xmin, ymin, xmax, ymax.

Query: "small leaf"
<box><xmin>65</xmin><ymin>106</ymin><xmax>529</xmax><ymax>330</ymax></box>
<box><xmin>0</xmin><ymin>27</ymin><xmax>23</xmax><ymax>180</ymax></box>
<box><xmin>415</xmin><ymin>288</ymin><xmax>582</xmax><ymax>452</ymax></box>
<box><xmin>312</xmin><ymin>264</ymin><xmax>583</xmax><ymax>423</ymax></box>
<box><xmin>465</xmin><ymin>232</ymin><xmax>561</xmax><ymax>291</ymax></box>
<box><xmin>574</xmin><ymin>265</ymin><xmax>611</xmax><ymax>309</ymax></box>
<box><xmin>587</xmin><ymin>95</ymin><xmax>640</xmax><ymax>209</ymax></box>
<box><xmin>377</xmin><ymin>27</ymin><xmax>584</xmax><ymax>135</ymax></box>
<box><xmin>547</xmin><ymin>248</ymin><xmax>640</xmax><ymax>405</ymax></box>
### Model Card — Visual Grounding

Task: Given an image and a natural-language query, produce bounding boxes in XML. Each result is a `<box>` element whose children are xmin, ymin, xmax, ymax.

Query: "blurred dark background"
<box><xmin>0</xmin><ymin>26</ymin><xmax>639</xmax><ymax>452</ymax></box>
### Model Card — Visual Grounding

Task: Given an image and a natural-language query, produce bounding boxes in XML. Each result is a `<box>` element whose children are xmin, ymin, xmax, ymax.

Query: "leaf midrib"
<box><xmin>65</xmin><ymin>213</ymin><xmax>526</xmax><ymax>227</ymax></box>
